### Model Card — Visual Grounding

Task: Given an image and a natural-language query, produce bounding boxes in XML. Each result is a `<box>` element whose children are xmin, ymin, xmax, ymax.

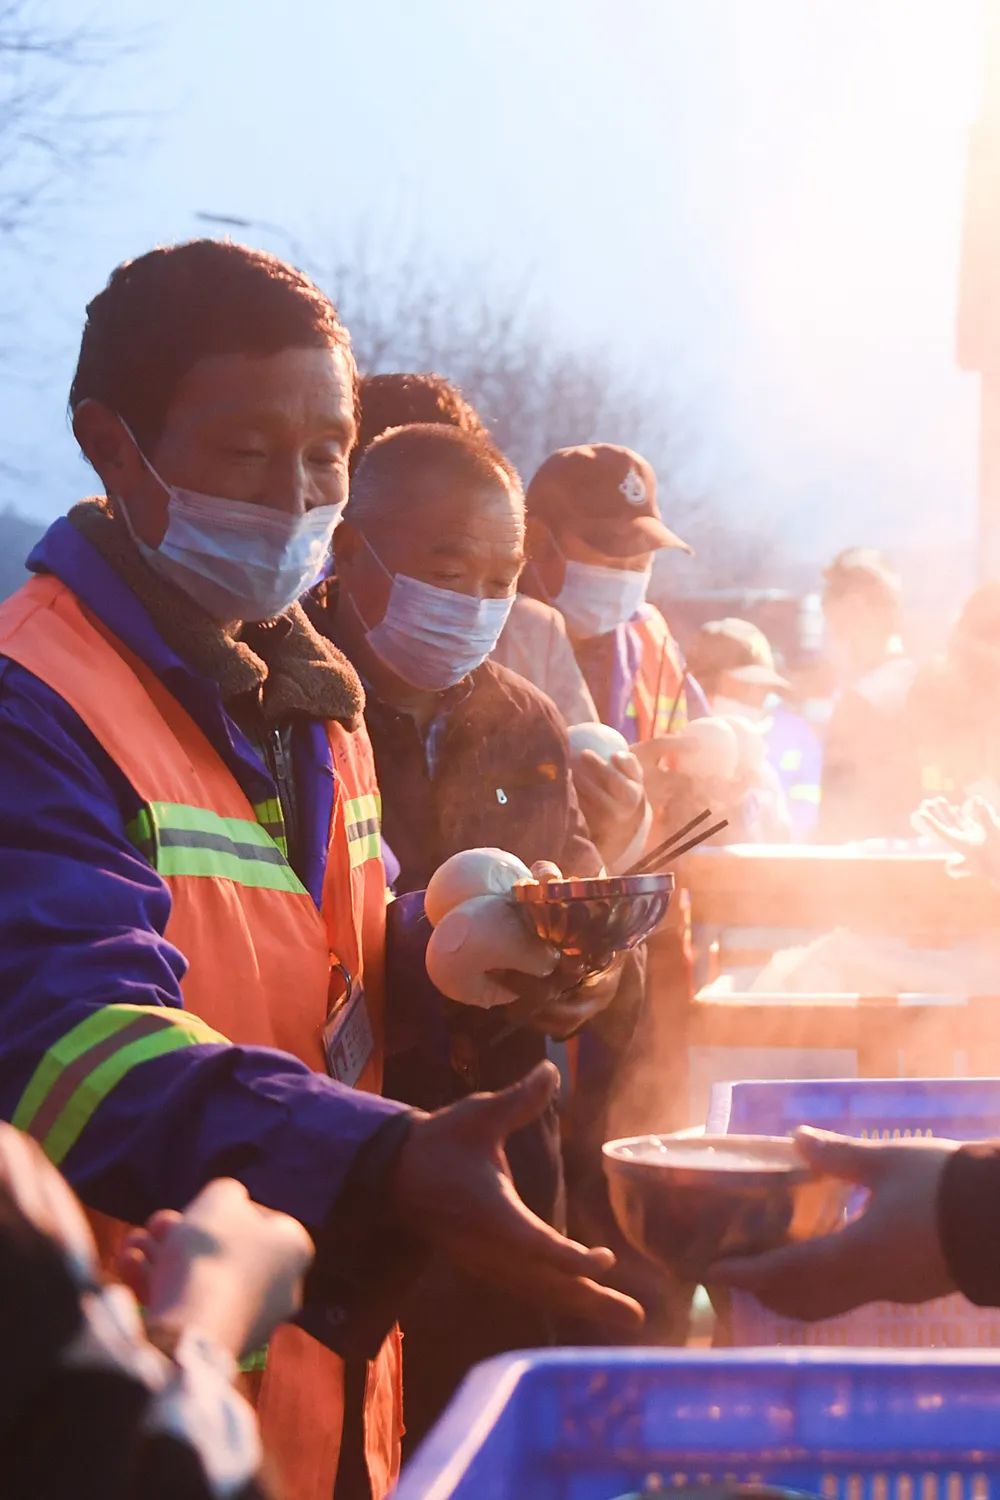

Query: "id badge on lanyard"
<box><xmin>322</xmin><ymin>962</ymin><xmax>375</xmax><ymax>1088</ymax></box>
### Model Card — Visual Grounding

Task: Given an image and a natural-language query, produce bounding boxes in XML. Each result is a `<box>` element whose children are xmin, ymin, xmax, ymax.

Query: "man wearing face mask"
<box><xmin>503</xmin><ymin>444</ymin><xmax>708</xmax><ymax>872</ymax></box>
<box><xmin>0</xmin><ymin>242</ymin><xmax>641</xmax><ymax>1500</ymax></box>
<box><xmin>685</xmin><ymin>617</ymin><xmax>799</xmax><ymax>842</ymax></box>
<box><xmin>351</xmin><ymin>374</ymin><xmax>647</xmax><ymax>869</ymax></box>
<box><xmin>312</xmin><ymin>422</ymin><xmax>644</xmax><ymax>1442</ymax></box>
<box><xmin>685</xmin><ymin>617</ymin><xmax>790</xmax><ymax>726</ymax></box>
<box><xmin>516</xmin><ymin>444</ymin><xmax>702</xmax><ymax>739</ymax></box>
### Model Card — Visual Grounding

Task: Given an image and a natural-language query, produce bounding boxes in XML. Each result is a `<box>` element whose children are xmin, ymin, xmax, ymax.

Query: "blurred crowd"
<box><xmin>2</xmin><ymin>238</ymin><xmax>999</xmax><ymax>1499</ymax></box>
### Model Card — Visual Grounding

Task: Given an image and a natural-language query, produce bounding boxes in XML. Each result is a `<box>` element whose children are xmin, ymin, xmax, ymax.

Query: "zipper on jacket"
<box><xmin>269</xmin><ymin>725</ymin><xmax>301</xmax><ymax>869</ymax></box>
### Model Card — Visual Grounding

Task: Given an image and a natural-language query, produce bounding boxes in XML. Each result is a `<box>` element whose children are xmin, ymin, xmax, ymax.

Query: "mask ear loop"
<box><xmin>112</xmin><ymin>414</ymin><xmax>172</xmax><ymax>495</ymax></box>
<box><xmin>93</xmin><ymin>413</ymin><xmax>171</xmax><ymax>552</ymax></box>
<box><xmin>342</xmin><ymin>531</ymin><xmax>395</xmax><ymax>634</ymax></box>
<box><xmin>524</xmin><ymin>529</ymin><xmax>564</xmax><ymax>606</ymax></box>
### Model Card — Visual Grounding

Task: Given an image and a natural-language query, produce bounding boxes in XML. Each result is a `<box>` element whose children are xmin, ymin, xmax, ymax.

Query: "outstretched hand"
<box><xmin>389</xmin><ymin>1061</ymin><xmax>644</xmax><ymax>1332</ymax></box>
<box><xmin>709</xmin><ymin>1127</ymin><xmax>957</xmax><ymax>1321</ymax></box>
<box><xmin>913</xmin><ymin>795</ymin><xmax>1000</xmax><ymax>883</ymax></box>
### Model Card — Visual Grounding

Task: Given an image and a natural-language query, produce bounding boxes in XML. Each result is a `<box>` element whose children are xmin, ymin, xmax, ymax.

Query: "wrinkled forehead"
<box><xmin>370</xmin><ymin>466</ymin><xmax>523</xmax><ymax>533</ymax></box>
<box><xmin>163</xmin><ymin>345</ymin><xmax>357</xmax><ymax>436</ymax></box>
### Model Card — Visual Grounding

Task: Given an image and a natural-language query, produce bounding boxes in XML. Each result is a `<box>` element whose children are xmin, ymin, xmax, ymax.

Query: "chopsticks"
<box><xmin>624</xmin><ymin>807</ymin><xmax>729</xmax><ymax>877</ymax></box>
<box><xmin>486</xmin><ymin>809</ymin><xmax>726</xmax><ymax>1051</ymax></box>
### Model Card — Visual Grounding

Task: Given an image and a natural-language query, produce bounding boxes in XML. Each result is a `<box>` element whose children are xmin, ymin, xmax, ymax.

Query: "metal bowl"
<box><xmin>511</xmin><ymin>872</ymin><xmax>674</xmax><ymax>973</ymax></box>
<box><xmin>602</xmin><ymin>1132</ymin><xmax>851</xmax><ymax>1283</ymax></box>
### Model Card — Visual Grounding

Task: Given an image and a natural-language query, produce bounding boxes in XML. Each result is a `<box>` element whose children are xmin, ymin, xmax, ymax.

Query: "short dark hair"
<box><xmin>349</xmin><ymin>422</ymin><xmax>522</xmax><ymax>532</ymax></box>
<box><xmin>69</xmin><ymin>239</ymin><xmax>355</xmax><ymax>450</ymax></box>
<box><xmin>352</xmin><ymin>372</ymin><xmax>489</xmax><ymax>474</ymax></box>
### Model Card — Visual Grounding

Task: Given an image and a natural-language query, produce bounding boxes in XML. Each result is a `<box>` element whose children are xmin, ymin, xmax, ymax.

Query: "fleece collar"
<box><xmin>67</xmin><ymin>497</ymin><xmax>364</xmax><ymax>727</ymax></box>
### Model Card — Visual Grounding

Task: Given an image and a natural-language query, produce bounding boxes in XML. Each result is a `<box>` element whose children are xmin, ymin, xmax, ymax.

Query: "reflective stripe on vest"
<box><xmin>13</xmin><ymin>1002</ymin><xmax>227</xmax><ymax>1165</ymax></box>
<box><xmin>253</xmin><ymin>796</ymin><xmax>289</xmax><ymax>857</ymax></box>
<box><xmin>625</xmin><ymin>687</ymin><xmax>689</xmax><ymax>739</ymax></box>
<box><xmin>344</xmin><ymin>792</ymin><xmax>382</xmax><ymax>869</ymax></box>
<box><xmin>625</xmin><ymin>610</ymin><xmax>687</xmax><ymax>742</ymax></box>
<box><xmin>126</xmin><ymin>800</ymin><xmax>308</xmax><ymax>894</ymax></box>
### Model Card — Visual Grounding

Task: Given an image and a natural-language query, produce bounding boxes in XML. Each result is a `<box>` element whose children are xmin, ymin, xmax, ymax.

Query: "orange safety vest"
<box><xmin>0</xmin><ymin>574</ymin><xmax>402</xmax><ymax>1500</ymax></box>
<box><xmin>623</xmin><ymin>606</ymin><xmax>689</xmax><ymax>743</ymax></box>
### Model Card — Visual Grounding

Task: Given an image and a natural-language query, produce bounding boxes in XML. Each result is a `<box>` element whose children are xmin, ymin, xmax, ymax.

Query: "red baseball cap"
<box><xmin>525</xmin><ymin>443</ymin><xmax>692</xmax><ymax>559</ymax></box>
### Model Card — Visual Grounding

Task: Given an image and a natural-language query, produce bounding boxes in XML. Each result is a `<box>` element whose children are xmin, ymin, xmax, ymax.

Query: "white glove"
<box><xmin>425</xmin><ymin>893</ymin><xmax>559</xmax><ymax>1008</ymax></box>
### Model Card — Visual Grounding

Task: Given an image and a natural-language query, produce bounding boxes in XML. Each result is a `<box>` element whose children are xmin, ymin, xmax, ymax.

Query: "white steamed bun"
<box><xmin>425</xmin><ymin>847</ymin><xmax>532</xmax><ymax>927</ymax></box>
<box><xmin>674</xmin><ymin>716</ymin><xmax>740</xmax><ymax>781</ymax></box>
<box><xmin>566</xmin><ymin>722</ymin><xmax>630</xmax><ymax>764</ymax></box>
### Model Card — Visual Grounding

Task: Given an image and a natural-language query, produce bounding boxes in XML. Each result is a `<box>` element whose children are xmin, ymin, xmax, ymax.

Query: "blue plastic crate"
<box><xmin>706</xmin><ymin>1077</ymin><xmax>1000</xmax><ymax>1141</ymax></box>
<box><xmin>395</xmin><ymin>1349</ymin><xmax>1000</xmax><ymax>1500</ymax></box>
<box><xmin>705</xmin><ymin>1078</ymin><xmax>1000</xmax><ymax>1348</ymax></box>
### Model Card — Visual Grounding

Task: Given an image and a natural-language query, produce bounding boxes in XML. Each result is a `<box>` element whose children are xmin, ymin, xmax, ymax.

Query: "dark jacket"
<box><xmin>349</xmin><ymin>650</ymin><xmax>644</xmax><ymax>1139</ymax></box>
<box><xmin>315</xmin><ymin>634</ymin><xmax>639</xmax><ymax>1445</ymax></box>
<box><xmin>368</xmin><ymin>657</ymin><xmax>604</xmax><ymax>1203</ymax></box>
<box><xmin>367</xmin><ymin>658</ymin><xmax>601</xmax><ymax>895</ymax></box>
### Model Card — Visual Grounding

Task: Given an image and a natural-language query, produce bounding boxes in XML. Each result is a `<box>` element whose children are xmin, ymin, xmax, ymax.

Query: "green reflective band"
<box><xmin>127</xmin><ymin>806</ymin><xmax>157</xmax><ymax>863</ymax></box>
<box><xmin>654</xmin><ymin>698</ymin><xmax>686</xmax><ymax>735</ymax></box>
<box><xmin>126</xmin><ymin>801</ymin><xmax>306</xmax><ymax>895</ymax></box>
<box><xmin>345</xmin><ymin>792</ymin><xmax>381</xmax><ymax>826</ymax></box>
<box><xmin>344</xmin><ymin>793</ymin><xmax>382</xmax><ymax>870</ymax></box>
<box><xmin>239</xmin><ymin>1346</ymin><xmax>269</xmax><ymax>1374</ymax></box>
<box><xmin>13</xmin><ymin>1003</ymin><xmax>228</xmax><ymax>1166</ymax></box>
<box><xmin>253</xmin><ymin>797</ymin><xmax>288</xmax><ymax>858</ymax></box>
<box><xmin>348</xmin><ymin>829</ymin><xmax>381</xmax><ymax>869</ymax></box>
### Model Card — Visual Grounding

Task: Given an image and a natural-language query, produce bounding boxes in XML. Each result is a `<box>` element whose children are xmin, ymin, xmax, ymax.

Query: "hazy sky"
<box><xmin>0</xmin><ymin>0</ymin><xmax>986</xmax><ymax>594</ymax></box>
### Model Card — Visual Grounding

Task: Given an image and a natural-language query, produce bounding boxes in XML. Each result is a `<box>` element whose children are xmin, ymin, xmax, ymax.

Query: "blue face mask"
<box><xmin>353</xmin><ymin>536</ymin><xmax>515</xmax><ymax>691</ymax></box>
<box><xmin>117</xmin><ymin>421</ymin><xmax>346</xmax><ymax>622</ymax></box>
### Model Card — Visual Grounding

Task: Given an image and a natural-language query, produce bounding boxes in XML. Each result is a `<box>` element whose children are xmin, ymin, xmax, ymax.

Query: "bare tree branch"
<box><xmin>0</xmin><ymin>1</ymin><xmax>143</xmax><ymax>254</ymax></box>
<box><xmin>313</xmin><ymin>240</ymin><xmax>781</xmax><ymax>591</ymax></box>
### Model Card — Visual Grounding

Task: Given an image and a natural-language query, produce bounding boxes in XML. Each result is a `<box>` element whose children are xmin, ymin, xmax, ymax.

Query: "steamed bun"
<box><xmin>672</xmin><ymin>716</ymin><xmax>740</xmax><ymax>781</ymax></box>
<box><xmin>720</xmin><ymin>714</ymin><xmax>767</xmax><ymax>776</ymax></box>
<box><xmin>425</xmin><ymin>893</ymin><xmax>558</xmax><ymax>1008</ymax></box>
<box><xmin>425</xmin><ymin>847</ymin><xmax>532</xmax><ymax>927</ymax></box>
<box><xmin>567</xmin><ymin>722</ymin><xmax>630</xmax><ymax>764</ymax></box>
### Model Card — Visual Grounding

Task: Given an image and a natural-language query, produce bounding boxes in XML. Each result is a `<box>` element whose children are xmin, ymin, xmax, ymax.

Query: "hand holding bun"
<box><xmin>669</xmin><ymin>716</ymin><xmax>740</xmax><ymax>782</ymax></box>
<box><xmin>566</xmin><ymin>722</ymin><xmax>630</xmax><ymax>764</ymax></box>
<box><xmin>720</xmin><ymin>713</ymin><xmax>767</xmax><ymax>777</ymax></box>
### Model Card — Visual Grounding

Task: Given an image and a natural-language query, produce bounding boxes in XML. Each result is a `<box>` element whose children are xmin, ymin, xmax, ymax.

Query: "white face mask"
<box><xmin>117</xmin><ymin>422</ymin><xmax>345</xmax><ymax>622</ymax></box>
<box><xmin>552</xmin><ymin>556</ymin><xmax>651</xmax><ymax>639</ymax></box>
<box><xmin>354</xmin><ymin>536</ymin><xmax>515</xmax><ymax>691</ymax></box>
